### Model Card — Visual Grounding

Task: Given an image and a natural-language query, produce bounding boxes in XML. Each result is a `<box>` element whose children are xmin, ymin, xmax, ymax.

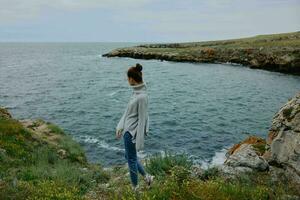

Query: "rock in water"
<box><xmin>264</xmin><ymin>92</ymin><xmax>300</xmax><ymax>183</ymax></box>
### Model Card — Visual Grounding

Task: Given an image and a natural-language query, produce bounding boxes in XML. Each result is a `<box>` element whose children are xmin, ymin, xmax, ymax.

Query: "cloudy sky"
<box><xmin>0</xmin><ymin>0</ymin><xmax>299</xmax><ymax>42</ymax></box>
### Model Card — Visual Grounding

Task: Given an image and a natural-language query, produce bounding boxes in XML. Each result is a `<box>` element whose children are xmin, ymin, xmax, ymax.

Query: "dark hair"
<box><xmin>127</xmin><ymin>63</ymin><xmax>143</xmax><ymax>83</ymax></box>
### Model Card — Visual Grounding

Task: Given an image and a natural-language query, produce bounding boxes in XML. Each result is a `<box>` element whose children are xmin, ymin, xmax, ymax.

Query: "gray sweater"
<box><xmin>116</xmin><ymin>82</ymin><xmax>149</xmax><ymax>151</ymax></box>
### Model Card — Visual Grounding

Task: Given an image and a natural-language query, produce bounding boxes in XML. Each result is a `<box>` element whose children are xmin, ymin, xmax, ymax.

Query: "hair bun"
<box><xmin>135</xmin><ymin>63</ymin><xmax>143</xmax><ymax>72</ymax></box>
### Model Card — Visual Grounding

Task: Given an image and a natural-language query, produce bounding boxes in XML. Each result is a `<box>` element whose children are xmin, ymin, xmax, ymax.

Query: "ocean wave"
<box><xmin>98</xmin><ymin>140</ymin><xmax>124</xmax><ymax>152</ymax></box>
<box><xmin>80</xmin><ymin>135</ymin><xmax>124</xmax><ymax>152</ymax></box>
<box><xmin>108</xmin><ymin>91</ymin><xmax>119</xmax><ymax>96</ymax></box>
<box><xmin>82</xmin><ymin>136</ymin><xmax>99</xmax><ymax>144</ymax></box>
<box><xmin>137</xmin><ymin>151</ymin><xmax>148</xmax><ymax>159</ymax></box>
<box><xmin>197</xmin><ymin>147</ymin><xmax>228</xmax><ymax>169</ymax></box>
<box><xmin>3</xmin><ymin>105</ymin><xmax>18</xmax><ymax>109</ymax></box>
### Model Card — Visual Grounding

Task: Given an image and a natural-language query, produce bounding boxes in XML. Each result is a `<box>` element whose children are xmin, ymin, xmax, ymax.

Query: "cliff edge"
<box><xmin>103</xmin><ymin>32</ymin><xmax>300</xmax><ymax>75</ymax></box>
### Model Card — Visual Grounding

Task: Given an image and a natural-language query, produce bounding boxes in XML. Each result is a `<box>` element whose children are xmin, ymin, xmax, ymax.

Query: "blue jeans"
<box><xmin>123</xmin><ymin>131</ymin><xmax>146</xmax><ymax>187</ymax></box>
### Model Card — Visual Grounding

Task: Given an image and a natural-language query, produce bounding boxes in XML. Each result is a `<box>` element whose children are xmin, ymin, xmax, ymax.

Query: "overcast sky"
<box><xmin>0</xmin><ymin>0</ymin><xmax>299</xmax><ymax>42</ymax></box>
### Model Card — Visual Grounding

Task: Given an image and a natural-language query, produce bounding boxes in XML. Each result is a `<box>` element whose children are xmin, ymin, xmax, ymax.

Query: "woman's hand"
<box><xmin>116</xmin><ymin>129</ymin><xmax>123</xmax><ymax>139</ymax></box>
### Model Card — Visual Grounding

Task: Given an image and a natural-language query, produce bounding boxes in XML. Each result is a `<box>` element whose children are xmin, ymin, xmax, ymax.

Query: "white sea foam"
<box><xmin>81</xmin><ymin>136</ymin><xmax>151</xmax><ymax>156</ymax></box>
<box><xmin>81</xmin><ymin>134</ymin><xmax>228</xmax><ymax>167</ymax></box>
<box><xmin>82</xmin><ymin>136</ymin><xmax>99</xmax><ymax>144</ymax></box>
<box><xmin>108</xmin><ymin>91</ymin><xmax>118</xmax><ymax>96</ymax></box>
<box><xmin>137</xmin><ymin>150</ymin><xmax>148</xmax><ymax>159</ymax></box>
<box><xmin>81</xmin><ymin>135</ymin><xmax>124</xmax><ymax>152</ymax></box>
<box><xmin>99</xmin><ymin>140</ymin><xmax>124</xmax><ymax>152</ymax></box>
<box><xmin>199</xmin><ymin>148</ymin><xmax>228</xmax><ymax>169</ymax></box>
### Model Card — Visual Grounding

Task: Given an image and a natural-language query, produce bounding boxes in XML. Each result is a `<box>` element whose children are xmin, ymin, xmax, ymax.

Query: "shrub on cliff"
<box><xmin>145</xmin><ymin>151</ymin><xmax>193</xmax><ymax>178</ymax></box>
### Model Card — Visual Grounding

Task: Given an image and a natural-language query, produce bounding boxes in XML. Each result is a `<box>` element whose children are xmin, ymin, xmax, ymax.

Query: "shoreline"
<box><xmin>1</xmin><ymin>91</ymin><xmax>300</xmax><ymax>199</ymax></box>
<box><xmin>103</xmin><ymin>31</ymin><xmax>300</xmax><ymax>75</ymax></box>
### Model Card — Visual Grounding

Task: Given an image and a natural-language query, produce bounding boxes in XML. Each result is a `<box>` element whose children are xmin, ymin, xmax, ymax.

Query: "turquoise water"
<box><xmin>0</xmin><ymin>42</ymin><xmax>300</xmax><ymax>166</ymax></box>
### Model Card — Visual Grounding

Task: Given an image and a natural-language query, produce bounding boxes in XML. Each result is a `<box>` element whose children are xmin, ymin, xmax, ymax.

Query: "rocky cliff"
<box><xmin>103</xmin><ymin>32</ymin><xmax>300</xmax><ymax>75</ymax></box>
<box><xmin>222</xmin><ymin>92</ymin><xmax>300</xmax><ymax>185</ymax></box>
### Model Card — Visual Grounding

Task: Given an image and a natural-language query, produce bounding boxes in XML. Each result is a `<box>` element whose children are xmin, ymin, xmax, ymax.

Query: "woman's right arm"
<box><xmin>116</xmin><ymin>111</ymin><xmax>126</xmax><ymax>131</ymax></box>
<box><xmin>116</xmin><ymin>109</ymin><xmax>126</xmax><ymax>139</ymax></box>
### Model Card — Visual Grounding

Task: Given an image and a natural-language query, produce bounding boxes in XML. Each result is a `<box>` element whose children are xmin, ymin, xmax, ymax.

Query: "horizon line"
<box><xmin>0</xmin><ymin>30</ymin><xmax>299</xmax><ymax>44</ymax></box>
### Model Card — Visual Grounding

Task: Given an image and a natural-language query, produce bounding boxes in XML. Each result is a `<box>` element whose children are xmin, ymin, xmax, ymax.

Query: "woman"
<box><xmin>115</xmin><ymin>63</ymin><xmax>154</xmax><ymax>192</ymax></box>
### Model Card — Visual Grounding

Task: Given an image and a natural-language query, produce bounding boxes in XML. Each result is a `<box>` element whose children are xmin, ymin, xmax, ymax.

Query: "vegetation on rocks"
<box><xmin>103</xmin><ymin>31</ymin><xmax>300</xmax><ymax>75</ymax></box>
<box><xmin>87</xmin><ymin>152</ymin><xmax>299</xmax><ymax>200</ymax></box>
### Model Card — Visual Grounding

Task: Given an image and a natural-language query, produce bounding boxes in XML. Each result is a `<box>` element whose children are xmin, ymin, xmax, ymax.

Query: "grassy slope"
<box><xmin>88</xmin><ymin>152</ymin><xmax>300</xmax><ymax>200</ymax></box>
<box><xmin>0</xmin><ymin>116</ymin><xmax>109</xmax><ymax>200</ymax></box>
<box><xmin>141</xmin><ymin>32</ymin><xmax>300</xmax><ymax>48</ymax></box>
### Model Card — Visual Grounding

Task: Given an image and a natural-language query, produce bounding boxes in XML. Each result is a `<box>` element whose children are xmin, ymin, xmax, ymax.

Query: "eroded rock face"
<box><xmin>264</xmin><ymin>92</ymin><xmax>300</xmax><ymax>182</ymax></box>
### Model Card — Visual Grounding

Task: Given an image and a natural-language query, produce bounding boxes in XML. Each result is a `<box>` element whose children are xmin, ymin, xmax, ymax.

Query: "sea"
<box><xmin>1</xmin><ymin>42</ymin><xmax>300</xmax><ymax>167</ymax></box>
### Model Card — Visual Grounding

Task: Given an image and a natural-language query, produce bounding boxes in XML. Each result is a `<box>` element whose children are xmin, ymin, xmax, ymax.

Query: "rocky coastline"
<box><xmin>1</xmin><ymin>91</ymin><xmax>300</xmax><ymax>199</ymax></box>
<box><xmin>103</xmin><ymin>32</ymin><xmax>300</xmax><ymax>75</ymax></box>
<box><xmin>219</xmin><ymin>92</ymin><xmax>300</xmax><ymax>186</ymax></box>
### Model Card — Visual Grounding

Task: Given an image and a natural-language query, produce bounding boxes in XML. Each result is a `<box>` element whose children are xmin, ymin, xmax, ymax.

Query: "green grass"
<box><xmin>107</xmin><ymin>168</ymin><xmax>299</xmax><ymax>200</ymax></box>
<box><xmin>140</xmin><ymin>31</ymin><xmax>300</xmax><ymax>49</ymax></box>
<box><xmin>47</xmin><ymin>123</ymin><xmax>65</xmax><ymax>135</ymax></box>
<box><xmin>107</xmin><ymin>167</ymin><xmax>274</xmax><ymax>200</ymax></box>
<box><xmin>103</xmin><ymin>153</ymin><xmax>300</xmax><ymax>200</ymax></box>
<box><xmin>4</xmin><ymin>180</ymin><xmax>82</xmax><ymax>200</ymax></box>
<box><xmin>145</xmin><ymin>151</ymin><xmax>193</xmax><ymax>178</ymax></box>
<box><xmin>58</xmin><ymin>134</ymin><xmax>87</xmax><ymax>163</ymax></box>
<box><xmin>0</xmin><ymin>116</ymin><xmax>110</xmax><ymax>200</ymax></box>
<box><xmin>253</xmin><ymin>143</ymin><xmax>266</xmax><ymax>155</ymax></box>
<box><xmin>200</xmin><ymin>166</ymin><xmax>221</xmax><ymax>180</ymax></box>
<box><xmin>0</xmin><ymin>118</ymin><xmax>32</xmax><ymax>159</ymax></box>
